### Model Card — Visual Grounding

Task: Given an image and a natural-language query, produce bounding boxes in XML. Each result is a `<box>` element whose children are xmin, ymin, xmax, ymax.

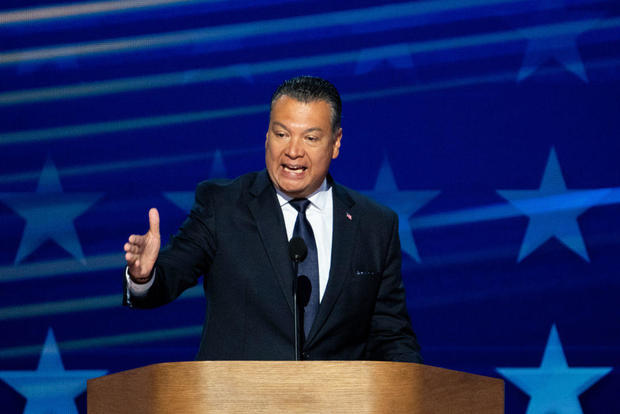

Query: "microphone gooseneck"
<box><xmin>296</xmin><ymin>275</ymin><xmax>312</xmax><ymax>308</ymax></box>
<box><xmin>289</xmin><ymin>237</ymin><xmax>307</xmax><ymax>361</ymax></box>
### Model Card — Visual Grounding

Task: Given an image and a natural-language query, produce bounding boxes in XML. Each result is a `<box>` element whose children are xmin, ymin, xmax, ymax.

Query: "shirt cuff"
<box><xmin>125</xmin><ymin>267</ymin><xmax>155</xmax><ymax>297</ymax></box>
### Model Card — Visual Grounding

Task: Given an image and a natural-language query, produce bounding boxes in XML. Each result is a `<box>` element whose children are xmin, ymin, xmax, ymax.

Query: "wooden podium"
<box><xmin>87</xmin><ymin>361</ymin><xmax>503</xmax><ymax>413</ymax></box>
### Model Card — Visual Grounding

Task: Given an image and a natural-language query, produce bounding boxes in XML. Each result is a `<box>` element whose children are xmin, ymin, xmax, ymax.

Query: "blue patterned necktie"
<box><xmin>290</xmin><ymin>198</ymin><xmax>319</xmax><ymax>338</ymax></box>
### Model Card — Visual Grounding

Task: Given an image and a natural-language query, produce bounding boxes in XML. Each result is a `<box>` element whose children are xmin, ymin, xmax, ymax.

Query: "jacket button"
<box><xmin>302</xmin><ymin>352</ymin><xmax>310</xmax><ymax>360</ymax></box>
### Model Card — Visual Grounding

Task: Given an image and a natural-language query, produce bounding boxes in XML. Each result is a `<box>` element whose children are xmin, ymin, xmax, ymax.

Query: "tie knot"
<box><xmin>290</xmin><ymin>198</ymin><xmax>311</xmax><ymax>214</ymax></box>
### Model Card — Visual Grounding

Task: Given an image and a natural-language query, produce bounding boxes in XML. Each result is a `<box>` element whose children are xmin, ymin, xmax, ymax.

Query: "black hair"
<box><xmin>270</xmin><ymin>76</ymin><xmax>342</xmax><ymax>132</ymax></box>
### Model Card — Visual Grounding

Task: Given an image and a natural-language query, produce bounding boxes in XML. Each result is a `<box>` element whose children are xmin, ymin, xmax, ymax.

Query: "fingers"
<box><xmin>124</xmin><ymin>242</ymin><xmax>140</xmax><ymax>254</ymax></box>
<box><xmin>125</xmin><ymin>237</ymin><xmax>143</xmax><ymax>266</ymax></box>
<box><xmin>148</xmin><ymin>208</ymin><xmax>160</xmax><ymax>236</ymax></box>
<box><xmin>128</xmin><ymin>234</ymin><xmax>145</xmax><ymax>245</ymax></box>
<box><xmin>125</xmin><ymin>251</ymin><xmax>138</xmax><ymax>264</ymax></box>
<box><xmin>125</xmin><ymin>247</ymin><xmax>140</xmax><ymax>265</ymax></box>
<box><xmin>124</xmin><ymin>207</ymin><xmax>160</xmax><ymax>275</ymax></box>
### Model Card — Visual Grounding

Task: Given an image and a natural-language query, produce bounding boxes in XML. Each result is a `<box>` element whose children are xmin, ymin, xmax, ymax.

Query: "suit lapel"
<box><xmin>247</xmin><ymin>171</ymin><xmax>295</xmax><ymax>315</ymax></box>
<box><xmin>306</xmin><ymin>180</ymin><xmax>358</xmax><ymax>345</ymax></box>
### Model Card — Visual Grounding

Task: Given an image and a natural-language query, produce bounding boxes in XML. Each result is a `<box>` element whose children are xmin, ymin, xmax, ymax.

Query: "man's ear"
<box><xmin>331</xmin><ymin>128</ymin><xmax>343</xmax><ymax>159</ymax></box>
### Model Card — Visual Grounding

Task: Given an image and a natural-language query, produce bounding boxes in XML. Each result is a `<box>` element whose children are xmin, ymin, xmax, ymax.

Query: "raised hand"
<box><xmin>124</xmin><ymin>208</ymin><xmax>161</xmax><ymax>282</ymax></box>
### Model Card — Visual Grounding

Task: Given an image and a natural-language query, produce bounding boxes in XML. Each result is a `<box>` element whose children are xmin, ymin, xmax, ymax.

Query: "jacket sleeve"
<box><xmin>123</xmin><ymin>182</ymin><xmax>216</xmax><ymax>309</ymax></box>
<box><xmin>364</xmin><ymin>212</ymin><xmax>423</xmax><ymax>363</ymax></box>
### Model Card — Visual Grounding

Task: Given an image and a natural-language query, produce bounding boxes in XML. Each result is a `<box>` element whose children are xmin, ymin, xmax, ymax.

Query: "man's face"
<box><xmin>265</xmin><ymin>95</ymin><xmax>342</xmax><ymax>198</ymax></box>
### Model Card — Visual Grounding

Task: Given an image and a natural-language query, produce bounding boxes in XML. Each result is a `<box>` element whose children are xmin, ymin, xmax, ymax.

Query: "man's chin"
<box><xmin>280</xmin><ymin>188</ymin><xmax>307</xmax><ymax>199</ymax></box>
<box><xmin>277</xmin><ymin>182</ymin><xmax>310</xmax><ymax>199</ymax></box>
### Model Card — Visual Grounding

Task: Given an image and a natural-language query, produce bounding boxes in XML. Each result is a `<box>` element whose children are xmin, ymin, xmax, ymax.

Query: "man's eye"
<box><xmin>306</xmin><ymin>136</ymin><xmax>318</xmax><ymax>142</ymax></box>
<box><xmin>275</xmin><ymin>132</ymin><xmax>286</xmax><ymax>138</ymax></box>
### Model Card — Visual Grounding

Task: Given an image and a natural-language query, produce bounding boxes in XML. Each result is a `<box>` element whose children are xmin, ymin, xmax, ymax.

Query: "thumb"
<box><xmin>148</xmin><ymin>208</ymin><xmax>160</xmax><ymax>236</ymax></box>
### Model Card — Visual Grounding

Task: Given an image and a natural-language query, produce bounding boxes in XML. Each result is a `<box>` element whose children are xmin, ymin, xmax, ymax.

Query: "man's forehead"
<box><xmin>271</xmin><ymin>95</ymin><xmax>331</xmax><ymax>108</ymax></box>
<box><xmin>271</xmin><ymin>96</ymin><xmax>329</xmax><ymax>113</ymax></box>
<box><xmin>269</xmin><ymin>95</ymin><xmax>337</xmax><ymax>133</ymax></box>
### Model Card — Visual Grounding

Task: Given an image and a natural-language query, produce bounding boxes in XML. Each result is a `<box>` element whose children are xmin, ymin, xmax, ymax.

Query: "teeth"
<box><xmin>284</xmin><ymin>165</ymin><xmax>305</xmax><ymax>171</ymax></box>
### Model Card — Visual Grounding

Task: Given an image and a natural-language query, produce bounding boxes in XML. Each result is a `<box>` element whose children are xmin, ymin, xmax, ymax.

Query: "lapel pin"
<box><xmin>346</xmin><ymin>212</ymin><xmax>352</xmax><ymax>221</ymax></box>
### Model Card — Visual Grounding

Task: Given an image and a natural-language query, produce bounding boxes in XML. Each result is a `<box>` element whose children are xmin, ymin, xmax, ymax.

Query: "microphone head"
<box><xmin>289</xmin><ymin>237</ymin><xmax>307</xmax><ymax>263</ymax></box>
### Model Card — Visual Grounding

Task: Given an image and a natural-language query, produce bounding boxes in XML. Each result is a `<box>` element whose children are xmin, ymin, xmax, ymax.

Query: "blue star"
<box><xmin>0</xmin><ymin>328</ymin><xmax>107</xmax><ymax>414</ymax></box>
<box><xmin>497</xmin><ymin>147</ymin><xmax>609</xmax><ymax>262</ymax></box>
<box><xmin>0</xmin><ymin>158</ymin><xmax>103</xmax><ymax>264</ymax></box>
<box><xmin>497</xmin><ymin>324</ymin><xmax>612</xmax><ymax>414</ymax></box>
<box><xmin>164</xmin><ymin>149</ymin><xmax>227</xmax><ymax>212</ymax></box>
<box><xmin>231</xmin><ymin>63</ymin><xmax>256</xmax><ymax>84</ymax></box>
<box><xmin>517</xmin><ymin>0</ymin><xmax>598</xmax><ymax>82</ymax></box>
<box><xmin>363</xmin><ymin>156</ymin><xmax>439</xmax><ymax>262</ymax></box>
<box><xmin>355</xmin><ymin>44</ymin><xmax>413</xmax><ymax>75</ymax></box>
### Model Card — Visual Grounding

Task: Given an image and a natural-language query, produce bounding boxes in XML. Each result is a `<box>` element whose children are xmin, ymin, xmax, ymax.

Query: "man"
<box><xmin>123</xmin><ymin>76</ymin><xmax>421</xmax><ymax>362</ymax></box>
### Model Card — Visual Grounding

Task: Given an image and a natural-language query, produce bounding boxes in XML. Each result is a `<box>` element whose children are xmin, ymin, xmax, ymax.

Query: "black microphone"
<box><xmin>289</xmin><ymin>236</ymin><xmax>307</xmax><ymax>263</ymax></box>
<box><xmin>289</xmin><ymin>237</ymin><xmax>307</xmax><ymax>361</ymax></box>
<box><xmin>296</xmin><ymin>275</ymin><xmax>312</xmax><ymax>308</ymax></box>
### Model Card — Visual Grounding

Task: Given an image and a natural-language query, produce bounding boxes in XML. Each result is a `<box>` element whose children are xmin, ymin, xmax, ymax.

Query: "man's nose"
<box><xmin>285</xmin><ymin>136</ymin><xmax>304</xmax><ymax>158</ymax></box>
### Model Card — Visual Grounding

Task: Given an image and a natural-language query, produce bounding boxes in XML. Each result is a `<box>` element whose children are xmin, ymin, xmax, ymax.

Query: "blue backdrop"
<box><xmin>1</xmin><ymin>0</ymin><xmax>619</xmax><ymax>412</ymax></box>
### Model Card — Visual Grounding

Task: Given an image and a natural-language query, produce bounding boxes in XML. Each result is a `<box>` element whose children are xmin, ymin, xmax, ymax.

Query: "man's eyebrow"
<box><xmin>304</xmin><ymin>127</ymin><xmax>323</xmax><ymax>133</ymax></box>
<box><xmin>271</xmin><ymin>121</ymin><xmax>289</xmax><ymax>131</ymax></box>
<box><xmin>271</xmin><ymin>123</ymin><xmax>323</xmax><ymax>134</ymax></box>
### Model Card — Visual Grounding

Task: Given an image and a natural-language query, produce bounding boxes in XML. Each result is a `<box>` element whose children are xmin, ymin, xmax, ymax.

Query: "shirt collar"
<box><xmin>275</xmin><ymin>179</ymin><xmax>329</xmax><ymax>211</ymax></box>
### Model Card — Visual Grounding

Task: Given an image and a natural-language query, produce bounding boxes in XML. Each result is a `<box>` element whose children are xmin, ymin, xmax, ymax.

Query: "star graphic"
<box><xmin>497</xmin><ymin>324</ymin><xmax>612</xmax><ymax>414</ymax></box>
<box><xmin>517</xmin><ymin>0</ymin><xmax>599</xmax><ymax>82</ymax></box>
<box><xmin>164</xmin><ymin>149</ymin><xmax>227</xmax><ymax>212</ymax></box>
<box><xmin>363</xmin><ymin>156</ymin><xmax>439</xmax><ymax>262</ymax></box>
<box><xmin>0</xmin><ymin>328</ymin><xmax>107</xmax><ymax>414</ymax></box>
<box><xmin>355</xmin><ymin>44</ymin><xmax>414</xmax><ymax>75</ymax></box>
<box><xmin>231</xmin><ymin>63</ymin><xmax>255</xmax><ymax>84</ymax></box>
<box><xmin>0</xmin><ymin>158</ymin><xmax>103</xmax><ymax>264</ymax></box>
<box><xmin>497</xmin><ymin>147</ymin><xmax>609</xmax><ymax>262</ymax></box>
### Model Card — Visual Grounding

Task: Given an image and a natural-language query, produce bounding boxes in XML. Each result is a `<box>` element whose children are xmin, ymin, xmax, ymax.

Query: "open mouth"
<box><xmin>282</xmin><ymin>164</ymin><xmax>307</xmax><ymax>174</ymax></box>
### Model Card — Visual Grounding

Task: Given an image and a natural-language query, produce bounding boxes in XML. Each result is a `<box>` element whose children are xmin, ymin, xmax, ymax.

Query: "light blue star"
<box><xmin>208</xmin><ymin>149</ymin><xmax>227</xmax><ymax>179</ymax></box>
<box><xmin>517</xmin><ymin>0</ymin><xmax>598</xmax><ymax>82</ymax></box>
<box><xmin>497</xmin><ymin>324</ymin><xmax>612</xmax><ymax>414</ymax></box>
<box><xmin>163</xmin><ymin>191</ymin><xmax>196</xmax><ymax>213</ymax></box>
<box><xmin>164</xmin><ymin>149</ymin><xmax>227</xmax><ymax>212</ymax></box>
<box><xmin>0</xmin><ymin>158</ymin><xmax>103</xmax><ymax>264</ymax></box>
<box><xmin>363</xmin><ymin>156</ymin><xmax>439</xmax><ymax>262</ymax></box>
<box><xmin>0</xmin><ymin>328</ymin><xmax>107</xmax><ymax>414</ymax></box>
<box><xmin>497</xmin><ymin>147</ymin><xmax>609</xmax><ymax>262</ymax></box>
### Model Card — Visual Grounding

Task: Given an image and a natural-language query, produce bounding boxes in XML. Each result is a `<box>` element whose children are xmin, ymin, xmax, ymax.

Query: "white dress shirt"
<box><xmin>275</xmin><ymin>179</ymin><xmax>332</xmax><ymax>302</ymax></box>
<box><xmin>127</xmin><ymin>179</ymin><xmax>333</xmax><ymax>302</ymax></box>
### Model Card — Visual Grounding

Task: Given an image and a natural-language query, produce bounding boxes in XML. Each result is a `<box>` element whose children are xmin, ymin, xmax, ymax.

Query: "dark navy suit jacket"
<box><xmin>124</xmin><ymin>170</ymin><xmax>421</xmax><ymax>362</ymax></box>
